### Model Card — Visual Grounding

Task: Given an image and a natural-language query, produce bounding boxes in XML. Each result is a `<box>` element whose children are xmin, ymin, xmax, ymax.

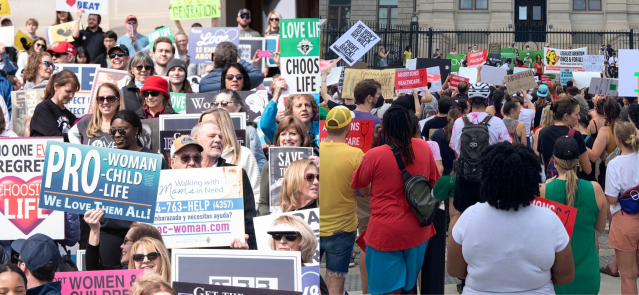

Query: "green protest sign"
<box><xmin>447</xmin><ymin>54</ymin><xmax>465</xmax><ymax>73</ymax></box>
<box><xmin>148</xmin><ymin>26</ymin><xmax>174</xmax><ymax>49</ymax></box>
<box><xmin>170</xmin><ymin>92</ymin><xmax>186</xmax><ymax>114</ymax></box>
<box><xmin>279</xmin><ymin>18</ymin><xmax>320</xmax><ymax>94</ymax></box>
<box><xmin>169</xmin><ymin>0</ymin><xmax>220</xmax><ymax>20</ymax></box>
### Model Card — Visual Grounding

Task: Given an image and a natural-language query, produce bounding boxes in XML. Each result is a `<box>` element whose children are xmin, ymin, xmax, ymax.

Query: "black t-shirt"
<box><xmin>77</xmin><ymin>28</ymin><xmax>106</xmax><ymax>64</ymax></box>
<box><xmin>421</xmin><ymin>116</ymin><xmax>448</xmax><ymax>140</ymax></box>
<box><xmin>577</xmin><ymin>135</ymin><xmax>596</xmax><ymax>181</ymax></box>
<box><xmin>431</xmin><ymin>128</ymin><xmax>455</xmax><ymax>176</ymax></box>
<box><xmin>537</xmin><ymin>125</ymin><xmax>587</xmax><ymax>166</ymax></box>
<box><xmin>454</xmin><ymin>93</ymin><xmax>469</xmax><ymax>101</ymax></box>
<box><xmin>30</xmin><ymin>99</ymin><xmax>77</xmax><ymax>142</ymax></box>
<box><xmin>533</xmin><ymin>105</ymin><xmax>545</xmax><ymax>129</ymax></box>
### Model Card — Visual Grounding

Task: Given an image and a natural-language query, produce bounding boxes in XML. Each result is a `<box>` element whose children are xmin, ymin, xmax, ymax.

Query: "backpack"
<box><xmin>507</xmin><ymin>121</ymin><xmax>521</xmax><ymax>145</ymax></box>
<box><xmin>55</xmin><ymin>243</ymin><xmax>79</xmax><ymax>272</ymax></box>
<box><xmin>453</xmin><ymin>115</ymin><xmax>493</xmax><ymax>182</ymax></box>
<box><xmin>546</xmin><ymin>129</ymin><xmax>575</xmax><ymax>179</ymax></box>
<box><xmin>391</xmin><ymin>145</ymin><xmax>437</xmax><ymax>227</ymax></box>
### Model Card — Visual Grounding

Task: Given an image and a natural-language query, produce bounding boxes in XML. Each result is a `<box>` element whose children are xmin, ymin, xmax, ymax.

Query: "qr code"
<box><xmin>338</xmin><ymin>40</ymin><xmax>359</xmax><ymax>60</ymax></box>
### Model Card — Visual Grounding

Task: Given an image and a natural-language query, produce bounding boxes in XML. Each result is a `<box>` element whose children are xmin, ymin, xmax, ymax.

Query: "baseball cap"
<box><xmin>267</xmin><ymin>223</ymin><xmax>300</xmax><ymax>235</ymax></box>
<box><xmin>578</xmin><ymin>113</ymin><xmax>589</xmax><ymax>126</ymax></box>
<box><xmin>553</xmin><ymin>136</ymin><xmax>580</xmax><ymax>160</ymax></box>
<box><xmin>170</xmin><ymin>135</ymin><xmax>203</xmax><ymax>157</ymax></box>
<box><xmin>47</xmin><ymin>41</ymin><xmax>76</xmax><ymax>56</ymax></box>
<box><xmin>11</xmin><ymin>234</ymin><xmax>60</xmax><ymax>276</ymax></box>
<box><xmin>126</xmin><ymin>15</ymin><xmax>137</xmax><ymax>22</ymax></box>
<box><xmin>325</xmin><ymin>106</ymin><xmax>353</xmax><ymax>129</ymax></box>
<box><xmin>238</xmin><ymin>8</ymin><xmax>251</xmax><ymax>17</ymax></box>
<box><xmin>526</xmin><ymin>52</ymin><xmax>530</xmax><ymax>56</ymax></box>
<box><xmin>108</xmin><ymin>44</ymin><xmax>130</xmax><ymax>56</ymax></box>
<box><xmin>537</xmin><ymin>84</ymin><xmax>549</xmax><ymax>98</ymax></box>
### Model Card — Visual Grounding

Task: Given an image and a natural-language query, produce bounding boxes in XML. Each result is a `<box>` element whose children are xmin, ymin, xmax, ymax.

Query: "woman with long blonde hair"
<box><xmin>128</xmin><ymin>237</ymin><xmax>171</xmax><ymax>283</ymax></box>
<box><xmin>275</xmin><ymin>159</ymin><xmax>318</xmax><ymax>213</ymax></box>
<box><xmin>264</xmin><ymin>11</ymin><xmax>282</xmax><ymax>36</ymax></box>
<box><xmin>68</xmin><ymin>83</ymin><xmax>125</xmax><ymax>147</ymax></box>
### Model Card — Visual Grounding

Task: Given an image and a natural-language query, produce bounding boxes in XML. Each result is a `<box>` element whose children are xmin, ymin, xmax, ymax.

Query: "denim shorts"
<box><xmin>320</xmin><ymin>231</ymin><xmax>357</xmax><ymax>273</ymax></box>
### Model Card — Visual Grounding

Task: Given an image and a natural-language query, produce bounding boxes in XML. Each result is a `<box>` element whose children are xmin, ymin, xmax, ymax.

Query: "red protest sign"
<box><xmin>320</xmin><ymin>59</ymin><xmax>335</xmax><ymax>71</ymax></box>
<box><xmin>395</xmin><ymin>69</ymin><xmax>428</xmax><ymax>93</ymax></box>
<box><xmin>531</xmin><ymin>197</ymin><xmax>577</xmax><ymax>239</ymax></box>
<box><xmin>468</xmin><ymin>49</ymin><xmax>487</xmax><ymax>68</ymax></box>
<box><xmin>541</xmin><ymin>75</ymin><xmax>552</xmax><ymax>82</ymax></box>
<box><xmin>427</xmin><ymin>73</ymin><xmax>441</xmax><ymax>83</ymax></box>
<box><xmin>319</xmin><ymin>120</ymin><xmax>375</xmax><ymax>153</ymax></box>
<box><xmin>449</xmin><ymin>74</ymin><xmax>470</xmax><ymax>90</ymax></box>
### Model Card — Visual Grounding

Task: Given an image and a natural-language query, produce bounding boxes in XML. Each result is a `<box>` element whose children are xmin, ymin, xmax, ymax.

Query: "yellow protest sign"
<box><xmin>169</xmin><ymin>0</ymin><xmax>221</xmax><ymax>20</ymax></box>
<box><xmin>342</xmin><ymin>68</ymin><xmax>396</xmax><ymax>99</ymax></box>
<box><xmin>46</xmin><ymin>21</ymin><xmax>75</xmax><ymax>45</ymax></box>
<box><xmin>0</xmin><ymin>0</ymin><xmax>10</xmax><ymax>17</ymax></box>
<box><xmin>14</xmin><ymin>30</ymin><xmax>33</xmax><ymax>52</ymax></box>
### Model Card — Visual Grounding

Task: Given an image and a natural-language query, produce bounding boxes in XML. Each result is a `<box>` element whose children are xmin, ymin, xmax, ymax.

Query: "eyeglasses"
<box><xmin>270</xmin><ymin>232</ymin><xmax>300</xmax><ymax>242</ymax></box>
<box><xmin>109</xmin><ymin>52</ymin><xmax>127</xmax><ymax>59</ymax></box>
<box><xmin>305</xmin><ymin>173</ymin><xmax>319</xmax><ymax>182</ymax></box>
<box><xmin>42</xmin><ymin>61</ymin><xmax>54</xmax><ymax>68</ymax></box>
<box><xmin>97</xmin><ymin>95</ymin><xmax>117</xmax><ymax>103</ymax></box>
<box><xmin>225</xmin><ymin>74</ymin><xmax>243</xmax><ymax>81</ymax></box>
<box><xmin>127</xmin><ymin>20</ymin><xmax>137</xmax><ymax>25</ymax></box>
<box><xmin>240</xmin><ymin>15</ymin><xmax>250</xmax><ymax>19</ymax></box>
<box><xmin>143</xmin><ymin>90</ymin><xmax>161</xmax><ymax>97</ymax></box>
<box><xmin>109</xmin><ymin>127</ymin><xmax>134</xmax><ymax>136</ymax></box>
<box><xmin>53</xmin><ymin>52</ymin><xmax>69</xmax><ymax>58</ymax></box>
<box><xmin>270</xmin><ymin>18</ymin><xmax>280</xmax><ymax>22</ymax></box>
<box><xmin>178</xmin><ymin>154</ymin><xmax>202</xmax><ymax>164</ymax></box>
<box><xmin>212</xmin><ymin>101</ymin><xmax>235</xmax><ymax>108</ymax></box>
<box><xmin>132</xmin><ymin>252</ymin><xmax>160</xmax><ymax>263</ymax></box>
<box><xmin>136</xmin><ymin>65</ymin><xmax>152</xmax><ymax>72</ymax></box>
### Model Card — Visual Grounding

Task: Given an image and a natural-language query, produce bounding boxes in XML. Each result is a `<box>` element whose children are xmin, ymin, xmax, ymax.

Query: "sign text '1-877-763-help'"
<box><xmin>38</xmin><ymin>142</ymin><xmax>162</xmax><ymax>223</ymax></box>
<box><xmin>279</xmin><ymin>19</ymin><xmax>321</xmax><ymax>95</ymax></box>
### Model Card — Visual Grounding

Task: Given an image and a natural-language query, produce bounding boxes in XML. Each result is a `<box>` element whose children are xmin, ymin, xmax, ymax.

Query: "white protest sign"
<box><xmin>480</xmin><ymin>65</ymin><xmax>507</xmax><ymax>86</ymax></box>
<box><xmin>55</xmin><ymin>64</ymin><xmax>99</xmax><ymax>117</ymax></box>
<box><xmin>0</xmin><ymin>26</ymin><xmax>14</xmax><ymax>47</ymax></box>
<box><xmin>279</xmin><ymin>19</ymin><xmax>320</xmax><ymax>95</ymax></box>
<box><xmin>55</xmin><ymin>0</ymin><xmax>108</xmax><ymax>15</ymax></box>
<box><xmin>618</xmin><ymin>49</ymin><xmax>639</xmax><ymax>97</ymax></box>
<box><xmin>589</xmin><ymin>78</ymin><xmax>618</xmax><ymax>96</ymax></box>
<box><xmin>583</xmin><ymin>55</ymin><xmax>605</xmax><ymax>73</ymax></box>
<box><xmin>406</xmin><ymin>59</ymin><xmax>417</xmax><ymax>70</ymax></box>
<box><xmin>459</xmin><ymin>67</ymin><xmax>478</xmax><ymax>84</ymax></box>
<box><xmin>329</xmin><ymin>21</ymin><xmax>381</xmax><ymax>66</ymax></box>
<box><xmin>327</xmin><ymin>66</ymin><xmax>343</xmax><ymax>85</ymax></box>
<box><xmin>427</xmin><ymin>66</ymin><xmax>442</xmax><ymax>92</ymax></box>
<box><xmin>572</xmin><ymin>72</ymin><xmax>601</xmax><ymax>89</ymax></box>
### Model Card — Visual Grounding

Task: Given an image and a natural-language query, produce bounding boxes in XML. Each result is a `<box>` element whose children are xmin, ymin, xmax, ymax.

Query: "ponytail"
<box><xmin>43</xmin><ymin>70</ymin><xmax>80</xmax><ymax>101</ymax></box>
<box><xmin>445</xmin><ymin>107</ymin><xmax>461</xmax><ymax>142</ymax></box>
<box><xmin>614</xmin><ymin>121</ymin><xmax>639</xmax><ymax>153</ymax></box>
<box><xmin>554</xmin><ymin>158</ymin><xmax>579</xmax><ymax>207</ymax></box>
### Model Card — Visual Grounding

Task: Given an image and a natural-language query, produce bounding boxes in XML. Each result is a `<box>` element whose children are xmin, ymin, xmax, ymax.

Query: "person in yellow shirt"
<box><xmin>403</xmin><ymin>45</ymin><xmax>412</xmax><ymax>66</ymax></box>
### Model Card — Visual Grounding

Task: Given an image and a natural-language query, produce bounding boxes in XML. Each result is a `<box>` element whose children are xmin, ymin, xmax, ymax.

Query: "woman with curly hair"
<box><xmin>275</xmin><ymin>159</ymin><xmax>318</xmax><ymax>213</ymax></box>
<box><xmin>22</xmin><ymin>51</ymin><xmax>54</xmax><ymax>90</ymax></box>
<box><xmin>448</xmin><ymin>142</ymin><xmax>575</xmax><ymax>294</ymax></box>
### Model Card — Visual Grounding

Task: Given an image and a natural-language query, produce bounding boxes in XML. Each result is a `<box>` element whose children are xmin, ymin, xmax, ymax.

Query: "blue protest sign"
<box><xmin>302</xmin><ymin>266</ymin><xmax>320</xmax><ymax>294</ymax></box>
<box><xmin>38</xmin><ymin>142</ymin><xmax>162</xmax><ymax>222</ymax></box>
<box><xmin>560</xmin><ymin>68</ymin><xmax>574</xmax><ymax>86</ymax></box>
<box><xmin>188</xmin><ymin>27</ymin><xmax>240</xmax><ymax>64</ymax></box>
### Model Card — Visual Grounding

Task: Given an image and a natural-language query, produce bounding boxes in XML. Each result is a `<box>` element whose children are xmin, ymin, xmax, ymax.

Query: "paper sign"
<box><xmin>394</xmin><ymin>69</ymin><xmax>428</xmax><ymax>93</ymax></box>
<box><xmin>588</xmin><ymin>77</ymin><xmax>618</xmax><ymax>96</ymax></box>
<box><xmin>170</xmin><ymin>92</ymin><xmax>186</xmax><ymax>114</ymax></box>
<box><xmin>53</xmin><ymin>269</ymin><xmax>143</xmax><ymax>294</ymax></box>
<box><xmin>0</xmin><ymin>26</ymin><xmax>14</xmax><ymax>47</ymax></box>
<box><xmin>169</xmin><ymin>0</ymin><xmax>220</xmax><ymax>20</ymax></box>
<box><xmin>329</xmin><ymin>21</ymin><xmax>380</xmax><ymax>66</ymax></box>
<box><xmin>268</xmin><ymin>147</ymin><xmax>313</xmax><ymax>212</ymax></box>
<box><xmin>541</xmin><ymin>75</ymin><xmax>552</xmax><ymax>82</ymax></box>
<box><xmin>56</xmin><ymin>0</ymin><xmax>108</xmax><ymax>15</ymax></box>
<box><xmin>279</xmin><ymin>19</ymin><xmax>320</xmax><ymax>95</ymax></box>
<box><xmin>88</xmin><ymin>68</ymin><xmax>129</xmax><ymax>115</ymax></box>
<box><xmin>11</xmin><ymin>89</ymin><xmax>44</xmax><ymax>137</ymax></box>
<box><xmin>573</xmin><ymin>71</ymin><xmax>600</xmax><ymax>88</ymax></box>
<box><xmin>173</xmin><ymin>281</ymin><xmax>302</xmax><ymax>295</ymax></box>
<box><xmin>459</xmin><ymin>67</ymin><xmax>478</xmax><ymax>84</ymax></box>
<box><xmin>0</xmin><ymin>0</ymin><xmax>11</xmax><ymax>17</ymax></box>
<box><xmin>326</xmin><ymin>66</ymin><xmax>343</xmax><ymax>85</ymax></box>
<box><xmin>55</xmin><ymin>64</ymin><xmax>99</xmax><ymax>117</ymax></box>
<box><xmin>0</xmin><ymin>138</ymin><xmax>65</xmax><ymax>239</ymax></box>
<box><xmin>148</xmin><ymin>26</ymin><xmax>174</xmax><ymax>49</ymax></box>
<box><xmin>258</xmin><ymin>50</ymin><xmax>272</xmax><ymax>58</ymax></box>
<box><xmin>544</xmin><ymin>47</ymin><xmax>587</xmax><ymax>73</ymax></box>
<box><xmin>583</xmin><ymin>55</ymin><xmax>605</xmax><ymax>73</ymax></box>
<box><xmin>449</xmin><ymin>74</ymin><xmax>469</xmax><ymax>90</ymax></box>
<box><xmin>265</xmin><ymin>37</ymin><xmax>279</xmax><ymax>68</ymax></box>
<box><xmin>617</xmin><ymin>49</ymin><xmax>639</xmax><ymax>97</ymax></box>
<box><xmin>406</xmin><ymin>58</ymin><xmax>417</xmax><ymax>70</ymax></box>
<box><xmin>188</xmin><ymin>27</ymin><xmax>240</xmax><ymax>64</ymax></box>
<box><xmin>38</xmin><ymin>141</ymin><xmax>162</xmax><ymax>223</ymax></box>
<box><xmin>342</xmin><ymin>68</ymin><xmax>396</xmax><ymax>100</ymax></box>
<box><xmin>467</xmin><ymin>49</ymin><xmax>487</xmax><ymax>68</ymax></box>
<box><xmin>240</xmin><ymin>37</ymin><xmax>266</xmax><ymax>70</ymax></box>
<box><xmin>253</xmin><ymin>209</ymin><xmax>319</xmax><ymax>265</ymax></box>
<box><xmin>46</xmin><ymin>21</ymin><xmax>75</xmax><ymax>45</ymax></box>
<box><xmin>505</xmin><ymin>70</ymin><xmax>537</xmax><ymax>92</ymax></box>
<box><xmin>319</xmin><ymin>120</ymin><xmax>374</xmax><ymax>152</ymax></box>
<box><xmin>427</xmin><ymin>66</ymin><xmax>443</xmax><ymax>92</ymax></box>
<box><xmin>532</xmin><ymin>197</ymin><xmax>577</xmax><ymax>238</ymax></box>
<box><xmin>13</xmin><ymin>30</ymin><xmax>32</xmax><ymax>52</ymax></box>
<box><xmin>480</xmin><ymin>65</ymin><xmax>507</xmax><ymax>86</ymax></box>
<box><xmin>560</xmin><ymin>69</ymin><xmax>574</xmax><ymax>86</ymax></box>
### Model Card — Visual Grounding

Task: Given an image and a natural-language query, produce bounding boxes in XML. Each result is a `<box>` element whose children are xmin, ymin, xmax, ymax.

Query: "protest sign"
<box><xmin>138</xmin><ymin>118</ymin><xmax>160</xmax><ymax>153</ymax></box>
<box><xmin>505</xmin><ymin>70</ymin><xmax>537</xmax><ymax>91</ymax></box>
<box><xmin>160</xmin><ymin>130</ymin><xmax>247</xmax><ymax>167</ymax></box>
<box><xmin>268</xmin><ymin>147</ymin><xmax>312</xmax><ymax>212</ymax></box>
<box><xmin>243</xmin><ymin>91</ymin><xmax>269</xmax><ymax>122</ymax></box>
<box><xmin>170</xmin><ymin>92</ymin><xmax>187</xmax><ymax>114</ymax></box>
<box><xmin>532</xmin><ymin>197</ymin><xmax>577</xmax><ymax>238</ymax></box>
<box><xmin>169</xmin><ymin>0</ymin><xmax>220</xmax><ymax>20</ymax></box>
<box><xmin>159</xmin><ymin>113</ymin><xmax>246</xmax><ymax>131</ymax></box>
<box><xmin>302</xmin><ymin>266</ymin><xmax>320</xmax><ymax>294</ymax></box>
<box><xmin>188</xmin><ymin>76</ymin><xmax>201</xmax><ymax>93</ymax></box>
<box><xmin>13</xmin><ymin>30</ymin><xmax>32</xmax><ymax>52</ymax></box>
<box><xmin>88</xmin><ymin>68</ymin><xmax>129</xmax><ymax>114</ymax></box>
<box><xmin>319</xmin><ymin>119</ymin><xmax>374</xmax><ymax>152</ymax></box>
<box><xmin>46</xmin><ymin>22</ymin><xmax>75</xmax><ymax>45</ymax></box>
<box><xmin>173</xmin><ymin>281</ymin><xmax>302</xmax><ymax>295</ymax></box>
<box><xmin>253</xmin><ymin>209</ymin><xmax>319</xmax><ymax>265</ymax></box>
<box><xmin>185</xmin><ymin>92</ymin><xmax>218</xmax><ymax>114</ymax></box>
<box><xmin>0</xmin><ymin>138</ymin><xmax>65</xmax><ymax>239</ymax></box>
<box><xmin>53</xmin><ymin>269</ymin><xmax>143</xmax><ymax>294</ymax></box>
<box><xmin>583</xmin><ymin>55</ymin><xmax>605</xmax><ymax>73</ymax></box>
<box><xmin>329</xmin><ymin>21</ymin><xmax>380</xmax><ymax>66</ymax></box>
<box><xmin>560</xmin><ymin>69</ymin><xmax>574</xmax><ymax>86</ymax></box>
<box><xmin>326</xmin><ymin>66</ymin><xmax>343</xmax><ymax>85</ymax></box>
<box><xmin>513</xmin><ymin>67</ymin><xmax>530</xmax><ymax>74</ymax></box>
<box><xmin>76</xmin><ymin>250</ymin><xmax>86</xmax><ymax>271</ymax></box>
<box><xmin>0</xmin><ymin>26</ymin><xmax>13</xmax><ymax>47</ymax></box>
<box><xmin>240</xmin><ymin>37</ymin><xmax>266</xmax><ymax>70</ymax></box>
<box><xmin>573</xmin><ymin>71</ymin><xmax>600</xmax><ymax>88</ymax></box>
<box><xmin>188</xmin><ymin>27</ymin><xmax>240</xmax><ymax>64</ymax></box>
<box><xmin>479</xmin><ymin>65</ymin><xmax>507</xmax><ymax>86</ymax></box>
<box><xmin>449</xmin><ymin>74</ymin><xmax>469</xmax><ymax>90</ymax></box>
<box><xmin>172</xmin><ymin>249</ymin><xmax>302</xmax><ymax>291</ymax></box>
<box><xmin>55</xmin><ymin>0</ymin><xmax>108</xmax><ymax>15</ymax></box>
<box><xmin>56</xmin><ymin>64</ymin><xmax>99</xmax><ymax>117</ymax></box>
<box><xmin>415</xmin><ymin>58</ymin><xmax>451</xmax><ymax>83</ymax></box>
<box><xmin>406</xmin><ymin>58</ymin><xmax>417</xmax><ymax>70</ymax></box>
<box><xmin>38</xmin><ymin>141</ymin><xmax>162</xmax><ymax>222</ymax></box>
<box><xmin>341</xmin><ymin>69</ymin><xmax>396</xmax><ymax>99</ymax></box>
<box><xmin>589</xmin><ymin>78</ymin><xmax>619</xmax><ymax>96</ymax></box>
<box><xmin>426</xmin><ymin>66</ymin><xmax>443</xmax><ymax>92</ymax></box>
<box><xmin>467</xmin><ymin>49</ymin><xmax>487</xmax><ymax>68</ymax></box>
<box><xmin>0</xmin><ymin>0</ymin><xmax>10</xmax><ymax>16</ymax></box>
<box><xmin>447</xmin><ymin>54</ymin><xmax>465</xmax><ymax>73</ymax></box>
<box><xmin>148</xmin><ymin>26</ymin><xmax>174</xmax><ymax>49</ymax></box>
<box><xmin>541</xmin><ymin>75</ymin><xmax>552</xmax><ymax>83</ymax></box>
<box><xmin>265</xmin><ymin>37</ymin><xmax>279</xmax><ymax>68</ymax></box>
<box><xmin>280</xmin><ymin>19</ymin><xmax>320</xmax><ymax>95</ymax></box>
<box><xmin>543</xmin><ymin>47</ymin><xmax>586</xmax><ymax>73</ymax></box>
<box><xmin>154</xmin><ymin>167</ymin><xmax>245</xmax><ymax>248</ymax></box>
<box><xmin>459</xmin><ymin>67</ymin><xmax>478</xmax><ymax>84</ymax></box>
<box><xmin>394</xmin><ymin>69</ymin><xmax>428</xmax><ymax>93</ymax></box>
<box><xmin>11</xmin><ymin>89</ymin><xmax>43</xmax><ymax>137</ymax></box>
<box><xmin>617</xmin><ymin>49</ymin><xmax>639</xmax><ymax>97</ymax></box>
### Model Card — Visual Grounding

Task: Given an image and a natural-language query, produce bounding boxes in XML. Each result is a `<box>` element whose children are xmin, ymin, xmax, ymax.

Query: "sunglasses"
<box><xmin>127</xmin><ymin>20</ymin><xmax>137</xmax><ymax>24</ymax></box>
<box><xmin>143</xmin><ymin>90</ymin><xmax>161</xmax><ymax>97</ymax></box>
<box><xmin>97</xmin><ymin>95</ymin><xmax>117</xmax><ymax>103</ymax></box>
<box><xmin>132</xmin><ymin>252</ymin><xmax>160</xmax><ymax>263</ymax></box>
<box><xmin>136</xmin><ymin>65</ymin><xmax>153</xmax><ymax>72</ymax></box>
<box><xmin>240</xmin><ymin>15</ymin><xmax>250</xmax><ymax>19</ymax></box>
<box><xmin>270</xmin><ymin>18</ymin><xmax>280</xmax><ymax>21</ymax></box>
<box><xmin>34</xmin><ymin>43</ymin><xmax>45</xmax><ymax>48</ymax></box>
<box><xmin>53</xmin><ymin>52</ymin><xmax>69</xmax><ymax>58</ymax></box>
<box><xmin>178</xmin><ymin>154</ymin><xmax>202</xmax><ymax>164</ymax></box>
<box><xmin>109</xmin><ymin>127</ymin><xmax>134</xmax><ymax>136</ymax></box>
<box><xmin>42</xmin><ymin>61</ymin><xmax>54</xmax><ymax>68</ymax></box>
<box><xmin>212</xmin><ymin>101</ymin><xmax>235</xmax><ymax>108</ymax></box>
<box><xmin>110</xmin><ymin>52</ymin><xmax>127</xmax><ymax>59</ymax></box>
<box><xmin>305</xmin><ymin>173</ymin><xmax>319</xmax><ymax>182</ymax></box>
<box><xmin>270</xmin><ymin>232</ymin><xmax>300</xmax><ymax>242</ymax></box>
<box><xmin>226</xmin><ymin>74</ymin><xmax>243</xmax><ymax>81</ymax></box>
<box><xmin>122</xmin><ymin>237</ymin><xmax>133</xmax><ymax>245</ymax></box>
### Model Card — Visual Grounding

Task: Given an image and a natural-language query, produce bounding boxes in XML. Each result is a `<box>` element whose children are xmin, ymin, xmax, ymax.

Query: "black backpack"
<box><xmin>391</xmin><ymin>146</ymin><xmax>437</xmax><ymax>227</ymax></box>
<box><xmin>453</xmin><ymin>115</ymin><xmax>493</xmax><ymax>182</ymax></box>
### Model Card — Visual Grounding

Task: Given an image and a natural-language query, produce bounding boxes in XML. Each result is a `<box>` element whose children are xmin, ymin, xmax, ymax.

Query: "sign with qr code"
<box><xmin>329</xmin><ymin>21</ymin><xmax>380</xmax><ymax>67</ymax></box>
<box><xmin>279</xmin><ymin>19</ymin><xmax>320</xmax><ymax>95</ymax></box>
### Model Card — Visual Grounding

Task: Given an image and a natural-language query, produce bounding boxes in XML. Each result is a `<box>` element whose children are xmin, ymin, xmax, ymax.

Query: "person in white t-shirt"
<box><xmin>448</xmin><ymin>142</ymin><xmax>574</xmax><ymax>294</ymax></box>
<box><xmin>514</xmin><ymin>90</ymin><xmax>536</xmax><ymax>146</ymax></box>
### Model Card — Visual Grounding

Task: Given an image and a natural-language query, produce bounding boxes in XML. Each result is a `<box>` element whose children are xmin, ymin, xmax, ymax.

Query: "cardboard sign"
<box><xmin>341</xmin><ymin>68</ymin><xmax>396</xmax><ymax>100</ymax></box>
<box><xmin>88</xmin><ymin>68</ymin><xmax>129</xmax><ymax>115</ymax></box>
<box><xmin>560</xmin><ymin>69</ymin><xmax>574</xmax><ymax>86</ymax></box>
<box><xmin>0</xmin><ymin>138</ymin><xmax>65</xmax><ymax>239</ymax></box>
<box><xmin>268</xmin><ymin>147</ymin><xmax>313</xmax><ymax>212</ymax></box>
<box><xmin>171</xmin><ymin>249</ymin><xmax>302</xmax><ymax>291</ymax></box>
<box><xmin>488</xmin><ymin>43</ymin><xmax>501</xmax><ymax>55</ymax></box>
<box><xmin>148</xmin><ymin>26</ymin><xmax>174</xmax><ymax>49</ymax></box>
<box><xmin>169</xmin><ymin>0</ymin><xmax>220</xmax><ymax>20</ymax></box>
<box><xmin>479</xmin><ymin>65</ymin><xmax>507</xmax><ymax>86</ymax></box>
<box><xmin>11</xmin><ymin>89</ymin><xmax>44</xmax><ymax>137</ymax></box>
<box><xmin>583</xmin><ymin>55</ymin><xmax>605</xmax><ymax>73</ymax></box>
<box><xmin>544</xmin><ymin>47</ymin><xmax>587</xmax><ymax>73</ymax></box>
<box><xmin>54</xmin><ymin>64</ymin><xmax>100</xmax><ymax>117</ymax></box>
<box><xmin>279</xmin><ymin>19</ymin><xmax>320</xmax><ymax>95</ymax></box>
<box><xmin>53</xmin><ymin>269</ymin><xmax>143</xmax><ymax>294</ymax></box>
<box><xmin>505</xmin><ymin>70</ymin><xmax>537</xmax><ymax>92</ymax></box>
<box><xmin>532</xmin><ymin>197</ymin><xmax>577</xmax><ymax>238</ymax></box>
<box><xmin>0</xmin><ymin>0</ymin><xmax>10</xmax><ymax>17</ymax></box>
<box><xmin>449</xmin><ymin>74</ymin><xmax>469</xmax><ymax>90</ymax></box>
<box><xmin>13</xmin><ymin>30</ymin><xmax>32</xmax><ymax>52</ymax></box>
<box><xmin>467</xmin><ymin>49</ymin><xmax>487</xmax><ymax>68</ymax></box>
<box><xmin>170</xmin><ymin>92</ymin><xmax>187</xmax><ymax>114</ymax></box>
<box><xmin>301</xmin><ymin>266</ymin><xmax>320</xmax><ymax>294</ymax></box>
<box><xmin>329</xmin><ymin>20</ymin><xmax>380</xmax><ymax>66</ymax></box>
<box><xmin>173</xmin><ymin>281</ymin><xmax>302</xmax><ymax>295</ymax></box>
<box><xmin>319</xmin><ymin>119</ymin><xmax>374</xmax><ymax>153</ymax></box>
<box><xmin>459</xmin><ymin>67</ymin><xmax>478</xmax><ymax>84</ymax></box>
<box><xmin>56</xmin><ymin>0</ymin><xmax>108</xmax><ymax>15</ymax></box>
<box><xmin>253</xmin><ymin>209</ymin><xmax>319</xmax><ymax>265</ymax></box>
<box><xmin>240</xmin><ymin>37</ymin><xmax>266</xmax><ymax>70</ymax></box>
<box><xmin>46</xmin><ymin>21</ymin><xmax>75</xmax><ymax>45</ymax></box>
<box><xmin>0</xmin><ymin>26</ymin><xmax>13</xmax><ymax>47</ymax></box>
<box><xmin>188</xmin><ymin>27</ymin><xmax>240</xmax><ymax>64</ymax></box>
<box><xmin>394</xmin><ymin>69</ymin><xmax>428</xmax><ymax>93</ymax></box>
<box><xmin>38</xmin><ymin>142</ymin><xmax>162</xmax><ymax>223</ymax></box>
<box><xmin>617</xmin><ymin>49</ymin><xmax>639</xmax><ymax>97</ymax></box>
<box><xmin>154</xmin><ymin>167</ymin><xmax>245</xmax><ymax>248</ymax></box>
<box><xmin>573</xmin><ymin>71</ymin><xmax>600</xmax><ymax>88</ymax></box>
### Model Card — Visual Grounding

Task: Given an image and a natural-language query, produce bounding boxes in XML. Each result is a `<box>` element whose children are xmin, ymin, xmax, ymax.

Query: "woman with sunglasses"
<box><xmin>122</xmin><ymin>52</ymin><xmax>156</xmax><ymax>111</ymax></box>
<box><xmin>22</xmin><ymin>51</ymin><xmax>54</xmax><ymax>90</ymax></box>
<box><xmin>135</xmin><ymin>76</ymin><xmax>176</xmax><ymax>119</ymax></box>
<box><xmin>29</xmin><ymin>70</ymin><xmax>79</xmax><ymax>142</ymax></box>
<box><xmin>68</xmin><ymin>83</ymin><xmax>124</xmax><ymax>146</ymax></box>
<box><xmin>268</xmin><ymin>215</ymin><xmax>318</xmax><ymax>266</ymax></box>
<box><xmin>274</xmin><ymin>159</ymin><xmax>318</xmax><ymax>214</ymax></box>
<box><xmin>220</xmin><ymin>63</ymin><xmax>251</xmax><ymax>91</ymax></box>
<box><xmin>111</xmin><ymin>110</ymin><xmax>169</xmax><ymax>168</ymax></box>
<box><xmin>128</xmin><ymin>237</ymin><xmax>171</xmax><ymax>282</ymax></box>
<box><xmin>53</xmin><ymin>10</ymin><xmax>73</xmax><ymax>26</ymax></box>
<box><xmin>264</xmin><ymin>12</ymin><xmax>282</xmax><ymax>36</ymax></box>
<box><xmin>166</xmin><ymin>59</ymin><xmax>192</xmax><ymax>94</ymax></box>
<box><xmin>16</xmin><ymin>37</ymin><xmax>46</xmax><ymax>80</ymax></box>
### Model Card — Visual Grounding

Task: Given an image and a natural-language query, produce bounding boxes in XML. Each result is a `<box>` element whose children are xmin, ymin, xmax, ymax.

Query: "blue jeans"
<box><xmin>320</xmin><ymin>231</ymin><xmax>356</xmax><ymax>273</ymax></box>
